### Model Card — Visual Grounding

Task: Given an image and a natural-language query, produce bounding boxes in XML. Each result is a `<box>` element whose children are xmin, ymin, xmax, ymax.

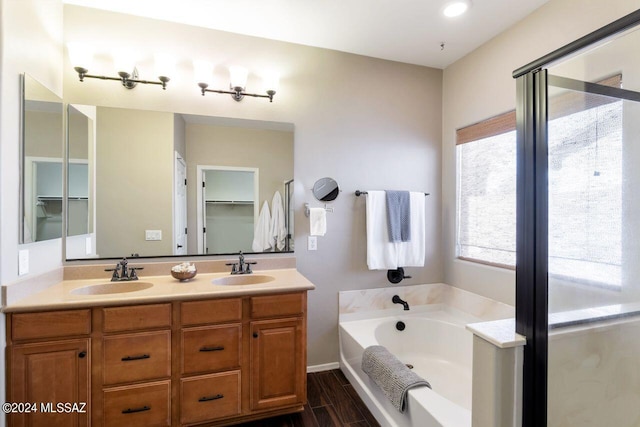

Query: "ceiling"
<box><xmin>64</xmin><ymin>0</ymin><xmax>550</xmax><ymax>69</ymax></box>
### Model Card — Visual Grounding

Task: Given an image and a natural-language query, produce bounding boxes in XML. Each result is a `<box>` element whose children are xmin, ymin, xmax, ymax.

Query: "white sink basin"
<box><xmin>71</xmin><ymin>281</ymin><xmax>154</xmax><ymax>295</ymax></box>
<box><xmin>212</xmin><ymin>274</ymin><xmax>275</xmax><ymax>286</ymax></box>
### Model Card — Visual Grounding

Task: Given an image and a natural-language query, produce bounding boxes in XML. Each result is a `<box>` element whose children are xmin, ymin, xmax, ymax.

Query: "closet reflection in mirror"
<box><xmin>65</xmin><ymin>106</ymin><xmax>294</xmax><ymax>260</ymax></box>
<box><xmin>21</xmin><ymin>74</ymin><xmax>64</xmax><ymax>243</ymax></box>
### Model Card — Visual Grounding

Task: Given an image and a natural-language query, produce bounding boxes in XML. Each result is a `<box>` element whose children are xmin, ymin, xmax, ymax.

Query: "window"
<box><xmin>456</xmin><ymin>76</ymin><xmax>622</xmax><ymax>287</ymax></box>
<box><xmin>548</xmin><ymin>96</ymin><xmax>623</xmax><ymax>287</ymax></box>
<box><xmin>456</xmin><ymin>112</ymin><xmax>517</xmax><ymax>269</ymax></box>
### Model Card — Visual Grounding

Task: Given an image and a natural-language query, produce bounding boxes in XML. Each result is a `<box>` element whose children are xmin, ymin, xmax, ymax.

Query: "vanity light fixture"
<box><xmin>67</xmin><ymin>43</ymin><xmax>172</xmax><ymax>90</ymax></box>
<box><xmin>195</xmin><ymin>61</ymin><xmax>278</xmax><ymax>102</ymax></box>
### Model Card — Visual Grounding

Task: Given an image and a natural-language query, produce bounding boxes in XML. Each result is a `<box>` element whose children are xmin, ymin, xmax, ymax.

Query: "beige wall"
<box><xmin>68</xmin><ymin>109</ymin><xmax>89</xmax><ymax>160</ymax></box>
<box><xmin>95</xmin><ymin>107</ymin><xmax>174</xmax><ymax>257</ymax></box>
<box><xmin>63</xmin><ymin>5</ymin><xmax>443</xmax><ymax>365</ymax></box>
<box><xmin>185</xmin><ymin>123</ymin><xmax>294</xmax><ymax>254</ymax></box>
<box><xmin>24</xmin><ymin>110</ymin><xmax>63</xmax><ymax>158</ymax></box>
<box><xmin>442</xmin><ymin>0</ymin><xmax>640</xmax><ymax>306</ymax></box>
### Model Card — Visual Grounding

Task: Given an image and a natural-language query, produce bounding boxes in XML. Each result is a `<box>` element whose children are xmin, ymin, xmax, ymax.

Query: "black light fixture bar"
<box><xmin>198</xmin><ymin>83</ymin><xmax>275</xmax><ymax>102</ymax></box>
<box><xmin>74</xmin><ymin>66</ymin><xmax>170</xmax><ymax>90</ymax></box>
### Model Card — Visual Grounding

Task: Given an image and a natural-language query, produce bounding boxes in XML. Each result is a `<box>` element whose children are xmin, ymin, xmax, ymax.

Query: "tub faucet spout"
<box><xmin>392</xmin><ymin>295</ymin><xmax>410</xmax><ymax>311</ymax></box>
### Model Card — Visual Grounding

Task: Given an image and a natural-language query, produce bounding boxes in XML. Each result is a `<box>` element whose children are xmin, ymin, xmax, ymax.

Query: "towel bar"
<box><xmin>304</xmin><ymin>203</ymin><xmax>334</xmax><ymax>218</ymax></box>
<box><xmin>355</xmin><ymin>190</ymin><xmax>430</xmax><ymax>196</ymax></box>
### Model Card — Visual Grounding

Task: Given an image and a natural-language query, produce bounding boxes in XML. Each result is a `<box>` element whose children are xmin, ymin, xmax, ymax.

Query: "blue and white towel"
<box><xmin>366</xmin><ymin>191</ymin><xmax>426</xmax><ymax>270</ymax></box>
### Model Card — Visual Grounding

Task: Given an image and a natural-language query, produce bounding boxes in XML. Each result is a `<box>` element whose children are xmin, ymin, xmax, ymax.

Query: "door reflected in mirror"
<box><xmin>21</xmin><ymin>74</ymin><xmax>64</xmax><ymax>244</ymax></box>
<box><xmin>66</xmin><ymin>105</ymin><xmax>95</xmax><ymax>258</ymax></box>
<box><xmin>65</xmin><ymin>106</ymin><xmax>294</xmax><ymax>260</ymax></box>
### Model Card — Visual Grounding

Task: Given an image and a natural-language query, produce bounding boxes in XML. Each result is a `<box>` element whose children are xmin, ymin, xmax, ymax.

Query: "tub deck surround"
<box><xmin>339</xmin><ymin>282</ymin><xmax>515</xmax><ymax>321</ymax></box>
<box><xmin>3</xmin><ymin>265</ymin><xmax>315</xmax><ymax>313</ymax></box>
<box><xmin>338</xmin><ymin>283</ymin><xmax>517</xmax><ymax>427</ymax></box>
<box><xmin>466</xmin><ymin>318</ymin><xmax>526</xmax><ymax>349</ymax></box>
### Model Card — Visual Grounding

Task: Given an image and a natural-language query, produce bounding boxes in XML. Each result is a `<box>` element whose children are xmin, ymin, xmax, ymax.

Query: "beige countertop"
<box><xmin>3</xmin><ymin>268</ymin><xmax>315</xmax><ymax>313</ymax></box>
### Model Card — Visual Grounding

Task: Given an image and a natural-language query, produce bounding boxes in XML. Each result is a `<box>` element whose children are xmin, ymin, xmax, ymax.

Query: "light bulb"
<box><xmin>154</xmin><ymin>53</ymin><xmax>175</xmax><ymax>79</ymax></box>
<box><xmin>112</xmin><ymin>49</ymin><xmax>136</xmax><ymax>74</ymax></box>
<box><xmin>229</xmin><ymin>66</ymin><xmax>248</xmax><ymax>91</ymax></box>
<box><xmin>262</xmin><ymin>71</ymin><xmax>280</xmax><ymax>94</ymax></box>
<box><xmin>193</xmin><ymin>60</ymin><xmax>213</xmax><ymax>85</ymax></box>
<box><xmin>67</xmin><ymin>42</ymin><xmax>94</xmax><ymax>69</ymax></box>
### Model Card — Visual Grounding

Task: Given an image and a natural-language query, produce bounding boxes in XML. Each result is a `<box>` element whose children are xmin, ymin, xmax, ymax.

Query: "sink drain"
<box><xmin>405</xmin><ymin>363</ymin><xmax>413</xmax><ymax>369</ymax></box>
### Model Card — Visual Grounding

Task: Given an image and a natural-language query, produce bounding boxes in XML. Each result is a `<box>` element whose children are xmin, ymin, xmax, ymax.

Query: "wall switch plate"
<box><xmin>307</xmin><ymin>236</ymin><xmax>317</xmax><ymax>251</ymax></box>
<box><xmin>18</xmin><ymin>249</ymin><xmax>29</xmax><ymax>276</ymax></box>
<box><xmin>145</xmin><ymin>230</ymin><xmax>162</xmax><ymax>241</ymax></box>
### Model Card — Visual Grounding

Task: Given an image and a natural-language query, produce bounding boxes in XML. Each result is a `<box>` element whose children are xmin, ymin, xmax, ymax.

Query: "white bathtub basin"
<box><xmin>339</xmin><ymin>310</ymin><xmax>473</xmax><ymax>427</ymax></box>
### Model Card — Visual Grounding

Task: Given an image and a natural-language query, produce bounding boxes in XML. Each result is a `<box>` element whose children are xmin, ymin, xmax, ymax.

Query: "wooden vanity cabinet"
<box><xmin>6</xmin><ymin>291</ymin><xmax>307</xmax><ymax>427</ymax></box>
<box><xmin>7</xmin><ymin>309</ymin><xmax>91</xmax><ymax>427</ymax></box>
<box><xmin>96</xmin><ymin>303</ymin><xmax>172</xmax><ymax>427</ymax></box>
<box><xmin>249</xmin><ymin>293</ymin><xmax>306</xmax><ymax>412</ymax></box>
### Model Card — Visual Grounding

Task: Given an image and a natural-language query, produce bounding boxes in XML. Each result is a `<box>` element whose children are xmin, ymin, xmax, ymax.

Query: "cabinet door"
<box><xmin>9</xmin><ymin>338</ymin><xmax>90</xmax><ymax>427</ymax></box>
<box><xmin>250</xmin><ymin>318</ymin><xmax>305</xmax><ymax>411</ymax></box>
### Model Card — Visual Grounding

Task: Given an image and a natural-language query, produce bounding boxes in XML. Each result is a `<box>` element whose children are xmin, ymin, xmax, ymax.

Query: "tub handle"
<box><xmin>387</xmin><ymin>267</ymin><xmax>411</xmax><ymax>284</ymax></box>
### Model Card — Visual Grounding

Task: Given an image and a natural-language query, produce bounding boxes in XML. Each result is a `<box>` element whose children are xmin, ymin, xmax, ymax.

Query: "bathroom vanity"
<box><xmin>4</xmin><ymin>266</ymin><xmax>314</xmax><ymax>427</ymax></box>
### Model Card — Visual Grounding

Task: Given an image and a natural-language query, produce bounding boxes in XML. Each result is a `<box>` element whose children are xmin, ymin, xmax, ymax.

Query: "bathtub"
<box><xmin>339</xmin><ymin>308</ymin><xmax>476</xmax><ymax>427</ymax></box>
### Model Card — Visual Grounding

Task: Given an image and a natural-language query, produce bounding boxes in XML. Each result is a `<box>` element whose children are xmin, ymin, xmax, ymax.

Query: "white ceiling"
<box><xmin>64</xmin><ymin>0</ymin><xmax>550</xmax><ymax>69</ymax></box>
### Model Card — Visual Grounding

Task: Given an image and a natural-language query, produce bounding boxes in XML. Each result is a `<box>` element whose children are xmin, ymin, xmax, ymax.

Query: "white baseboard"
<box><xmin>307</xmin><ymin>362</ymin><xmax>340</xmax><ymax>373</ymax></box>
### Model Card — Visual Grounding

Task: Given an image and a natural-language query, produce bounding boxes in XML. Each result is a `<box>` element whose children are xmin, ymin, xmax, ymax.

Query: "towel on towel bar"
<box><xmin>362</xmin><ymin>345</ymin><xmax>431</xmax><ymax>412</ymax></box>
<box><xmin>386</xmin><ymin>190</ymin><xmax>411</xmax><ymax>242</ymax></box>
<box><xmin>366</xmin><ymin>191</ymin><xmax>426</xmax><ymax>270</ymax></box>
<box><xmin>309</xmin><ymin>208</ymin><xmax>327</xmax><ymax>236</ymax></box>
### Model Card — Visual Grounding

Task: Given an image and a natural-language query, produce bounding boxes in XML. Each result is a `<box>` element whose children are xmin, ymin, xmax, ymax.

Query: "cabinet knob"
<box><xmin>253</xmin><ymin>332</ymin><xmax>258</xmax><ymax>338</ymax></box>
<box><xmin>78</xmin><ymin>351</ymin><xmax>87</xmax><ymax>359</ymax></box>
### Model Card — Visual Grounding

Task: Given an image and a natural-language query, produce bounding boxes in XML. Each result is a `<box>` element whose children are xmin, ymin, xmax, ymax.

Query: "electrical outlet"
<box><xmin>145</xmin><ymin>230</ymin><xmax>162</xmax><ymax>241</ymax></box>
<box><xmin>18</xmin><ymin>249</ymin><xmax>29</xmax><ymax>276</ymax></box>
<box><xmin>307</xmin><ymin>236</ymin><xmax>317</xmax><ymax>251</ymax></box>
<box><xmin>85</xmin><ymin>237</ymin><xmax>92</xmax><ymax>255</ymax></box>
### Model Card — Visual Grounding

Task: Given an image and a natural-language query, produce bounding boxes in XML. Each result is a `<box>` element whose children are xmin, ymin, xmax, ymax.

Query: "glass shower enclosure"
<box><xmin>514</xmin><ymin>10</ymin><xmax>640</xmax><ymax>427</ymax></box>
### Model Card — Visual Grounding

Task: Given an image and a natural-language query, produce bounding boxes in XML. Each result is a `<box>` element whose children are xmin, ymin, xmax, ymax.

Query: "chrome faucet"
<box><xmin>392</xmin><ymin>295</ymin><xmax>410</xmax><ymax>311</ymax></box>
<box><xmin>105</xmin><ymin>257</ymin><xmax>144</xmax><ymax>281</ymax></box>
<box><xmin>226</xmin><ymin>251</ymin><xmax>257</xmax><ymax>275</ymax></box>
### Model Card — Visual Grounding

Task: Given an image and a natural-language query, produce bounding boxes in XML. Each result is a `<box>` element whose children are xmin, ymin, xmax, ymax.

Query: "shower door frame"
<box><xmin>513</xmin><ymin>9</ymin><xmax>640</xmax><ymax>427</ymax></box>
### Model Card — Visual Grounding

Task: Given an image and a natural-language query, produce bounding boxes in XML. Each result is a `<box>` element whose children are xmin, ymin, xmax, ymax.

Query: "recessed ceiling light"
<box><xmin>443</xmin><ymin>0</ymin><xmax>470</xmax><ymax>17</ymax></box>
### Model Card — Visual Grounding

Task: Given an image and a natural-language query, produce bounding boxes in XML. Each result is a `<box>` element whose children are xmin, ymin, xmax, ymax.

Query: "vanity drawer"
<box><xmin>180</xmin><ymin>298</ymin><xmax>242</xmax><ymax>326</ymax></box>
<box><xmin>182</xmin><ymin>324</ymin><xmax>241</xmax><ymax>374</ymax></box>
<box><xmin>102</xmin><ymin>303</ymin><xmax>171</xmax><ymax>333</ymax></box>
<box><xmin>103</xmin><ymin>331</ymin><xmax>171</xmax><ymax>385</ymax></box>
<box><xmin>251</xmin><ymin>292</ymin><xmax>305</xmax><ymax>319</ymax></box>
<box><xmin>180</xmin><ymin>371</ymin><xmax>241</xmax><ymax>425</ymax></box>
<box><xmin>103</xmin><ymin>380</ymin><xmax>170</xmax><ymax>427</ymax></box>
<box><xmin>11</xmin><ymin>309</ymin><xmax>91</xmax><ymax>341</ymax></box>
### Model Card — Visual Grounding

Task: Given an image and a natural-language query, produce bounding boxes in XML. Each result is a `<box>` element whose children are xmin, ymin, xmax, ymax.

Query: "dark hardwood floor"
<box><xmin>235</xmin><ymin>369</ymin><xmax>380</xmax><ymax>427</ymax></box>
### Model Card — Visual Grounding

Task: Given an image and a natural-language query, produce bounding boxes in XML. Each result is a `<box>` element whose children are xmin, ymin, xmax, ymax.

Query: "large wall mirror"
<box><xmin>21</xmin><ymin>74</ymin><xmax>64</xmax><ymax>244</ymax></box>
<box><xmin>65</xmin><ymin>105</ymin><xmax>294</xmax><ymax>260</ymax></box>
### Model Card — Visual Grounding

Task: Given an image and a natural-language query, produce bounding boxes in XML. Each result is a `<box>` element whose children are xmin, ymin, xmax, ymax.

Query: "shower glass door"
<box><xmin>546</xmin><ymin>25</ymin><xmax>640</xmax><ymax>427</ymax></box>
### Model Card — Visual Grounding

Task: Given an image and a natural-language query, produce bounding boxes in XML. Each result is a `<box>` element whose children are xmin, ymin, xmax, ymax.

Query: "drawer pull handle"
<box><xmin>121</xmin><ymin>354</ymin><xmax>150</xmax><ymax>361</ymax></box>
<box><xmin>78</xmin><ymin>351</ymin><xmax>87</xmax><ymax>359</ymax></box>
<box><xmin>199</xmin><ymin>346</ymin><xmax>224</xmax><ymax>352</ymax></box>
<box><xmin>122</xmin><ymin>406</ymin><xmax>150</xmax><ymax>414</ymax></box>
<box><xmin>199</xmin><ymin>394</ymin><xmax>224</xmax><ymax>402</ymax></box>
